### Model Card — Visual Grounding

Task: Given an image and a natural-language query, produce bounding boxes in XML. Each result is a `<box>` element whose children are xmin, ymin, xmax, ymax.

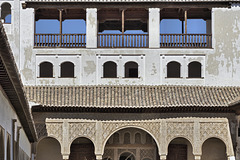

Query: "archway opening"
<box><xmin>36</xmin><ymin>137</ymin><xmax>63</xmax><ymax>160</ymax></box>
<box><xmin>167</xmin><ymin>138</ymin><xmax>194</xmax><ymax>160</ymax></box>
<box><xmin>69</xmin><ymin>137</ymin><xmax>95</xmax><ymax>160</ymax></box>
<box><xmin>103</xmin><ymin>128</ymin><xmax>159</xmax><ymax>160</ymax></box>
<box><xmin>201</xmin><ymin>138</ymin><xmax>227</xmax><ymax>160</ymax></box>
<box><xmin>167</xmin><ymin>61</ymin><xmax>181</xmax><ymax>78</ymax></box>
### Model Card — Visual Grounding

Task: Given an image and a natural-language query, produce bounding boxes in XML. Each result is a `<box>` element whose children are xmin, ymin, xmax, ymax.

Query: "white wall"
<box><xmin>0</xmin><ymin>87</ymin><xmax>32</xmax><ymax>160</ymax></box>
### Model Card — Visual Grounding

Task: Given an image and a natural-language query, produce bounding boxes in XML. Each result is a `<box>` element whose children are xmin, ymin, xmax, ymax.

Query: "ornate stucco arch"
<box><xmin>101</xmin><ymin>121</ymin><xmax>161</xmax><ymax>155</ymax></box>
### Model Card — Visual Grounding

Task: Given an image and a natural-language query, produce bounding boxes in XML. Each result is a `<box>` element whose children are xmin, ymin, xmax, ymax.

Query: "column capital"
<box><xmin>96</xmin><ymin>154</ymin><xmax>102</xmax><ymax>160</ymax></box>
<box><xmin>160</xmin><ymin>155</ymin><xmax>167</xmax><ymax>160</ymax></box>
<box><xmin>194</xmin><ymin>155</ymin><xmax>201</xmax><ymax>160</ymax></box>
<box><xmin>62</xmin><ymin>154</ymin><xmax>69</xmax><ymax>160</ymax></box>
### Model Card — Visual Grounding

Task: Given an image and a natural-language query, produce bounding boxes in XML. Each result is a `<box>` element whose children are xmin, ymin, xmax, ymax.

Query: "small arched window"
<box><xmin>1</xmin><ymin>3</ymin><xmax>11</xmax><ymax>23</ymax></box>
<box><xmin>39</xmin><ymin>62</ymin><xmax>53</xmax><ymax>77</ymax></box>
<box><xmin>125</xmin><ymin>61</ymin><xmax>138</xmax><ymax>78</ymax></box>
<box><xmin>60</xmin><ymin>62</ymin><xmax>74</xmax><ymax>78</ymax></box>
<box><xmin>167</xmin><ymin>61</ymin><xmax>181</xmax><ymax>78</ymax></box>
<box><xmin>188</xmin><ymin>61</ymin><xmax>201</xmax><ymax>78</ymax></box>
<box><xmin>124</xmin><ymin>133</ymin><xmax>131</xmax><ymax>144</ymax></box>
<box><xmin>103</xmin><ymin>61</ymin><xmax>117</xmax><ymax>78</ymax></box>
<box><xmin>135</xmin><ymin>133</ymin><xmax>141</xmax><ymax>144</ymax></box>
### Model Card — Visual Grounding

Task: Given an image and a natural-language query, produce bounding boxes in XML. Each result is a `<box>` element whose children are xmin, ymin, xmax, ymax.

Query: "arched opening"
<box><xmin>103</xmin><ymin>61</ymin><xmax>117</xmax><ymax>78</ymax></box>
<box><xmin>7</xmin><ymin>134</ymin><xmax>10</xmax><ymax>160</ymax></box>
<box><xmin>135</xmin><ymin>133</ymin><xmax>141</xmax><ymax>144</ymax></box>
<box><xmin>201</xmin><ymin>138</ymin><xmax>227</xmax><ymax>160</ymax></box>
<box><xmin>69</xmin><ymin>137</ymin><xmax>95</xmax><ymax>160</ymax></box>
<box><xmin>0</xmin><ymin>127</ymin><xmax>4</xmax><ymax>160</ymax></box>
<box><xmin>36</xmin><ymin>137</ymin><xmax>63</xmax><ymax>160</ymax></box>
<box><xmin>1</xmin><ymin>3</ymin><xmax>11</xmax><ymax>23</ymax></box>
<box><xmin>39</xmin><ymin>62</ymin><xmax>53</xmax><ymax>77</ymax></box>
<box><xmin>103</xmin><ymin>128</ymin><xmax>159</xmax><ymax>160</ymax></box>
<box><xmin>188</xmin><ymin>61</ymin><xmax>201</xmax><ymax>78</ymax></box>
<box><xmin>125</xmin><ymin>62</ymin><xmax>138</xmax><ymax>78</ymax></box>
<box><xmin>167</xmin><ymin>137</ymin><xmax>194</xmax><ymax>160</ymax></box>
<box><xmin>60</xmin><ymin>62</ymin><xmax>74</xmax><ymax>77</ymax></box>
<box><xmin>119</xmin><ymin>152</ymin><xmax>135</xmax><ymax>160</ymax></box>
<box><xmin>167</xmin><ymin>61</ymin><xmax>181</xmax><ymax>78</ymax></box>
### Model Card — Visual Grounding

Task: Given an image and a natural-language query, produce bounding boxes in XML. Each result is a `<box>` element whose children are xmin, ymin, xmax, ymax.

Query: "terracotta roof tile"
<box><xmin>25</xmin><ymin>85</ymin><xmax>240</xmax><ymax>108</ymax></box>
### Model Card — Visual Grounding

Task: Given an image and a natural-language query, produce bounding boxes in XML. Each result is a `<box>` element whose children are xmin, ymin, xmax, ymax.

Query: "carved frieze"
<box><xmin>200</xmin><ymin>122</ymin><xmax>228</xmax><ymax>142</ymax></box>
<box><xmin>46</xmin><ymin>122</ymin><xmax>63</xmax><ymax>142</ymax></box>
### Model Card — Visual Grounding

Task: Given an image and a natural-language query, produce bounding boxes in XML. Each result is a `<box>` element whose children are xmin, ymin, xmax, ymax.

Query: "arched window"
<box><xmin>124</xmin><ymin>133</ymin><xmax>131</xmax><ymax>144</ymax></box>
<box><xmin>103</xmin><ymin>61</ymin><xmax>117</xmax><ymax>78</ymax></box>
<box><xmin>60</xmin><ymin>62</ymin><xmax>74</xmax><ymax>78</ymax></box>
<box><xmin>167</xmin><ymin>61</ymin><xmax>181</xmax><ymax>78</ymax></box>
<box><xmin>135</xmin><ymin>133</ymin><xmax>141</xmax><ymax>144</ymax></box>
<box><xmin>125</xmin><ymin>61</ymin><xmax>138</xmax><ymax>78</ymax></box>
<box><xmin>39</xmin><ymin>62</ymin><xmax>53</xmax><ymax>78</ymax></box>
<box><xmin>1</xmin><ymin>3</ymin><xmax>11</xmax><ymax>23</ymax></box>
<box><xmin>188</xmin><ymin>61</ymin><xmax>201</xmax><ymax>78</ymax></box>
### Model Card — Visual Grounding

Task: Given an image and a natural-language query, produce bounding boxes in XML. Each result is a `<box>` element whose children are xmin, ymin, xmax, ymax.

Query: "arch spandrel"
<box><xmin>45</xmin><ymin>122</ymin><xmax>63</xmax><ymax>144</ymax></box>
<box><xmin>165</xmin><ymin>122</ymin><xmax>194</xmax><ymax>147</ymax></box>
<box><xmin>199</xmin><ymin>122</ymin><xmax>233</xmax><ymax>156</ymax></box>
<box><xmin>101</xmin><ymin>121</ymin><xmax>161</xmax><ymax>155</ymax></box>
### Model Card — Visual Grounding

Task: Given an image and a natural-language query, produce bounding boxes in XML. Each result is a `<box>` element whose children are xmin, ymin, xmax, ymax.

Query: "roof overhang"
<box><xmin>0</xmin><ymin>22</ymin><xmax>37</xmax><ymax>142</ymax></box>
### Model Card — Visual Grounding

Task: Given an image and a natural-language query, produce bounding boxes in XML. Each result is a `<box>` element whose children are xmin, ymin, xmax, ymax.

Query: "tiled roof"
<box><xmin>25</xmin><ymin>85</ymin><xmax>240</xmax><ymax>108</ymax></box>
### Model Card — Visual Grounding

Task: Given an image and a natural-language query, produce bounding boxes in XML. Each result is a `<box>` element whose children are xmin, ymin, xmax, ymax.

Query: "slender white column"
<box><xmin>86</xmin><ymin>8</ymin><xmax>97</xmax><ymax>48</ymax></box>
<box><xmin>160</xmin><ymin>155</ymin><xmax>167</xmax><ymax>160</ymax></box>
<box><xmin>148</xmin><ymin>8</ymin><xmax>160</xmax><ymax>48</ymax></box>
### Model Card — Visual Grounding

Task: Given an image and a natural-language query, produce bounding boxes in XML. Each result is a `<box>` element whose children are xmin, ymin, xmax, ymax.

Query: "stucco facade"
<box><xmin>1</xmin><ymin>0</ymin><xmax>240</xmax><ymax>160</ymax></box>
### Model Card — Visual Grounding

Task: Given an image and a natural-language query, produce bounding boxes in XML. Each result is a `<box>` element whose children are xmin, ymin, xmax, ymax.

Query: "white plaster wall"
<box><xmin>0</xmin><ymin>88</ymin><xmax>31</xmax><ymax>159</ymax></box>
<box><xmin>3</xmin><ymin>3</ymin><xmax>240</xmax><ymax>87</ymax></box>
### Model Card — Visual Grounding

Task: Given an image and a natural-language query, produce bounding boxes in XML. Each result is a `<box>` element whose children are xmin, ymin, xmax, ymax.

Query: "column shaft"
<box><xmin>86</xmin><ymin>8</ymin><xmax>98</xmax><ymax>48</ymax></box>
<box><xmin>149</xmin><ymin>8</ymin><xmax>160</xmax><ymax>48</ymax></box>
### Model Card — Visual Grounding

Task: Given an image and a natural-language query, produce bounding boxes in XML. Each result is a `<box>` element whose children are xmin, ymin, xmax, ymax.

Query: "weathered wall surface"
<box><xmin>205</xmin><ymin>7</ymin><xmax>240</xmax><ymax>86</ymax></box>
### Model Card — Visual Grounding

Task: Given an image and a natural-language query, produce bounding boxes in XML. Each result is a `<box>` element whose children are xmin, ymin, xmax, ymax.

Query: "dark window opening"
<box><xmin>188</xmin><ymin>61</ymin><xmax>201</xmax><ymax>78</ymax></box>
<box><xmin>60</xmin><ymin>62</ymin><xmax>74</xmax><ymax>78</ymax></box>
<box><xmin>125</xmin><ymin>62</ymin><xmax>138</xmax><ymax>78</ymax></box>
<box><xmin>167</xmin><ymin>61</ymin><xmax>181</xmax><ymax>78</ymax></box>
<box><xmin>103</xmin><ymin>61</ymin><xmax>117</xmax><ymax>78</ymax></box>
<box><xmin>39</xmin><ymin>62</ymin><xmax>53</xmax><ymax>77</ymax></box>
<box><xmin>1</xmin><ymin>3</ymin><xmax>11</xmax><ymax>24</ymax></box>
<box><xmin>238</xmin><ymin>128</ymin><xmax>240</xmax><ymax>137</ymax></box>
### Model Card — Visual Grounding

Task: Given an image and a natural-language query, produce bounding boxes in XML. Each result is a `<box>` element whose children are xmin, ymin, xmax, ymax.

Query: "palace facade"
<box><xmin>1</xmin><ymin>0</ymin><xmax>240</xmax><ymax>160</ymax></box>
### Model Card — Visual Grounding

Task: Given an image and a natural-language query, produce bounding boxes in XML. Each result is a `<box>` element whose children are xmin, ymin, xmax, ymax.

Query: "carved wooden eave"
<box><xmin>22</xmin><ymin>1</ymin><xmax>231</xmax><ymax>10</ymax></box>
<box><xmin>31</xmin><ymin>105</ymin><xmax>233</xmax><ymax>113</ymax></box>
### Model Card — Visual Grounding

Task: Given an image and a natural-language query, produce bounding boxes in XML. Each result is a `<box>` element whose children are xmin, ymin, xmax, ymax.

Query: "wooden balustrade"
<box><xmin>98</xmin><ymin>34</ymin><xmax>149</xmax><ymax>48</ymax></box>
<box><xmin>34</xmin><ymin>33</ymin><xmax>212</xmax><ymax>48</ymax></box>
<box><xmin>34</xmin><ymin>34</ymin><xmax>86</xmax><ymax>48</ymax></box>
<box><xmin>160</xmin><ymin>34</ymin><xmax>212</xmax><ymax>48</ymax></box>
